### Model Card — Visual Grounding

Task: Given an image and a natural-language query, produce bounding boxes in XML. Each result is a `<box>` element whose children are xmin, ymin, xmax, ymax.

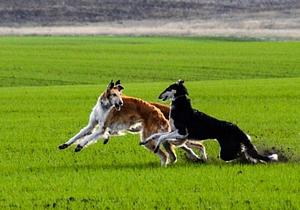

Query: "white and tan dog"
<box><xmin>58</xmin><ymin>80</ymin><xmax>124</xmax><ymax>151</ymax></box>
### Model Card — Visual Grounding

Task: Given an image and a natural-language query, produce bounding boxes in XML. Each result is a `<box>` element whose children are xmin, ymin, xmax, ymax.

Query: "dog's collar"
<box><xmin>172</xmin><ymin>95</ymin><xmax>187</xmax><ymax>101</ymax></box>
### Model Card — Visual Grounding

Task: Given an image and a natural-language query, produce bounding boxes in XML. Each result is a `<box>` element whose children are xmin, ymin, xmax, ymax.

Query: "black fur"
<box><xmin>159</xmin><ymin>81</ymin><xmax>274</xmax><ymax>163</ymax></box>
<box><xmin>115</xmin><ymin>80</ymin><xmax>124</xmax><ymax>91</ymax></box>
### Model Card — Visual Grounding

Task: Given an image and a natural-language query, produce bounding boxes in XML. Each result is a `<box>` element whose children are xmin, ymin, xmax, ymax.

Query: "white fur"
<box><xmin>180</xmin><ymin>144</ymin><xmax>201</xmax><ymax>161</ymax></box>
<box><xmin>268</xmin><ymin>154</ymin><xmax>278</xmax><ymax>161</ymax></box>
<box><xmin>127</xmin><ymin>123</ymin><xmax>143</xmax><ymax>133</ymax></box>
<box><xmin>64</xmin><ymin>98</ymin><xmax>113</xmax><ymax>147</ymax></box>
<box><xmin>199</xmin><ymin>145</ymin><xmax>208</xmax><ymax>161</ymax></box>
<box><xmin>144</xmin><ymin>130</ymin><xmax>188</xmax><ymax>151</ymax></box>
<box><xmin>169</xmin><ymin>118</ymin><xmax>176</xmax><ymax>130</ymax></box>
<box><xmin>161</xmin><ymin>89</ymin><xmax>176</xmax><ymax>101</ymax></box>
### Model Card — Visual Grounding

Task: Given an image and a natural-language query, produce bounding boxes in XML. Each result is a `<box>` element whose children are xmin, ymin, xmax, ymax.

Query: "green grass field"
<box><xmin>0</xmin><ymin>37</ymin><xmax>299</xmax><ymax>209</ymax></box>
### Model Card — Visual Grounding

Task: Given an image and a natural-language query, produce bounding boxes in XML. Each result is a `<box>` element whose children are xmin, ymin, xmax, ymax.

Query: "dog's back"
<box><xmin>105</xmin><ymin>96</ymin><xmax>169</xmax><ymax>139</ymax></box>
<box><xmin>150</xmin><ymin>102</ymin><xmax>169</xmax><ymax>119</ymax></box>
<box><xmin>187</xmin><ymin>109</ymin><xmax>227</xmax><ymax>139</ymax></box>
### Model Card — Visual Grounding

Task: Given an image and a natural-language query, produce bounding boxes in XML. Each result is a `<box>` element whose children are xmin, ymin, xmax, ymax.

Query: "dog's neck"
<box><xmin>171</xmin><ymin>94</ymin><xmax>192</xmax><ymax>110</ymax></box>
<box><xmin>172</xmin><ymin>94</ymin><xmax>187</xmax><ymax>101</ymax></box>
<box><xmin>99</xmin><ymin>99</ymin><xmax>112</xmax><ymax>111</ymax></box>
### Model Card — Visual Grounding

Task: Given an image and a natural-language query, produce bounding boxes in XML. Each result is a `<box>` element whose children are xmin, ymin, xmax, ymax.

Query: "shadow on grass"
<box><xmin>26</xmin><ymin>161</ymin><xmax>162</xmax><ymax>173</ymax></box>
<box><xmin>30</xmin><ymin>156</ymin><xmax>293</xmax><ymax>174</ymax></box>
<box><xmin>22</xmin><ymin>158</ymin><xmax>215</xmax><ymax>174</ymax></box>
<box><xmin>14</xmin><ymin>146</ymin><xmax>298</xmax><ymax>176</ymax></box>
<box><xmin>69</xmin><ymin>161</ymin><xmax>162</xmax><ymax>171</ymax></box>
<box><xmin>51</xmin><ymin>159</ymin><xmax>216</xmax><ymax>171</ymax></box>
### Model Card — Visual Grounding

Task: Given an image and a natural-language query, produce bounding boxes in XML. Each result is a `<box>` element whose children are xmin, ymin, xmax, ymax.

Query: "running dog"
<box><xmin>141</xmin><ymin>80</ymin><xmax>278</xmax><ymax>163</ymax></box>
<box><xmin>58</xmin><ymin>80</ymin><xmax>206</xmax><ymax>165</ymax></box>
<box><xmin>58</xmin><ymin>80</ymin><xmax>124</xmax><ymax>151</ymax></box>
<box><xmin>103</xmin><ymin>99</ymin><xmax>207</xmax><ymax>163</ymax></box>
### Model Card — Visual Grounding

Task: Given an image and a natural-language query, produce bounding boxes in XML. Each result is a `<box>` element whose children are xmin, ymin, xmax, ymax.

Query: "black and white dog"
<box><xmin>142</xmin><ymin>80</ymin><xmax>278</xmax><ymax>163</ymax></box>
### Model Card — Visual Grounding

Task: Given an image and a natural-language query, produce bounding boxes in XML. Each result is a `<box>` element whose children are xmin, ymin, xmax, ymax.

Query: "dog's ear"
<box><xmin>177</xmin><ymin>79</ymin><xmax>188</xmax><ymax>95</ymax></box>
<box><xmin>116</xmin><ymin>84</ymin><xmax>124</xmax><ymax>91</ymax></box>
<box><xmin>107</xmin><ymin>80</ymin><xmax>114</xmax><ymax>89</ymax></box>
<box><xmin>177</xmin><ymin>79</ymin><xmax>184</xmax><ymax>85</ymax></box>
<box><xmin>114</xmin><ymin>80</ymin><xmax>124</xmax><ymax>91</ymax></box>
<box><xmin>115</xmin><ymin>80</ymin><xmax>121</xmax><ymax>85</ymax></box>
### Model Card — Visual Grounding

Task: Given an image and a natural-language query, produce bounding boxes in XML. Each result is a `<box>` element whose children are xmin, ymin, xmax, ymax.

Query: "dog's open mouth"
<box><xmin>115</xmin><ymin>104</ymin><xmax>121</xmax><ymax>111</ymax></box>
<box><xmin>159</xmin><ymin>94</ymin><xmax>168</xmax><ymax>101</ymax></box>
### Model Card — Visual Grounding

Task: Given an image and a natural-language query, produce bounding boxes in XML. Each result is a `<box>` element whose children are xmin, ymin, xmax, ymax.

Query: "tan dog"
<box><xmin>102</xmin><ymin>97</ymin><xmax>207</xmax><ymax>165</ymax></box>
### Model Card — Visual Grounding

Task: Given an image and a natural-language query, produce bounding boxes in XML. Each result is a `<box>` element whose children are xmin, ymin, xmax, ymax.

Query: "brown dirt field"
<box><xmin>1</xmin><ymin>21</ymin><xmax>299</xmax><ymax>39</ymax></box>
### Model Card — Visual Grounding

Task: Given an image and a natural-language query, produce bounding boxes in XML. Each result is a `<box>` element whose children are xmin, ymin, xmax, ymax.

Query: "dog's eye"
<box><xmin>112</xmin><ymin>93</ymin><xmax>117</xmax><ymax>97</ymax></box>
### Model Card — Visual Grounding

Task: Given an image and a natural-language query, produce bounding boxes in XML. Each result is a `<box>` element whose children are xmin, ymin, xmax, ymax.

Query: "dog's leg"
<box><xmin>163</xmin><ymin>142</ymin><xmax>177</xmax><ymax>164</ymax></box>
<box><xmin>127</xmin><ymin>123</ymin><xmax>142</xmax><ymax>133</ymax></box>
<box><xmin>140</xmin><ymin>132</ymin><xmax>169</xmax><ymax>145</ymax></box>
<box><xmin>181</xmin><ymin>145</ymin><xmax>201</xmax><ymax>161</ymax></box>
<box><xmin>179</xmin><ymin>144</ymin><xmax>204</xmax><ymax>162</ymax></box>
<box><xmin>75</xmin><ymin>127</ymin><xmax>105</xmax><ymax>152</ymax></box>
<box><xmin>144</xmin><ymin>140</ymin><xmax>169</xmax><ymax>166</ymax></box>
<box><xmin>103</xmin><ymin>136</ymin><xmax>110</xmax><ymax>145</ymax></box>
<box><xmin>241</xmin><ymin>134</ymin><xmax>278</xmax><ymax>163</ymax></box>
<box><xmin>185</xmin><ymin>141</ymin><xmax>208</xmax><ymax>161</ymax></box>
<box><xmin>199</xmin><ymin>145</ymin><xmax>207</xmax><ymax>161</ymax></box>
<box><xmin>58</xmin><ymin>120</ymin><xmax>96</xmax><ymax>150</ymax></box>
<box><xmin>154</xmin><ymin>130</ymin><xmax>188</xmax><ymax>153</ymax></box>
<box><xmin>168</xmin><ymin>139</ymin><xmax>207</xmax><ymax>162</ymax></box>
<box><xmin>102</xmin><ymin>129</ymin><xmax>111</xmax><ymax>145</ymax></box>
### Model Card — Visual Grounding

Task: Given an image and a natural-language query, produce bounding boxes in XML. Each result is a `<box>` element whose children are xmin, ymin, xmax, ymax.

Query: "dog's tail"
<box><xmin>242</xmin><ymin>134</ymin><xmax>278</xmax><ymax>163</ymax></box>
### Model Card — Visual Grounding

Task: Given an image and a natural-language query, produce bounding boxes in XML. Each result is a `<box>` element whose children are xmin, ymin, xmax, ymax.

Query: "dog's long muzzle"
<box><xmin>114</xmin><ymin>102</ymin><xmax>123</xmax><ymax>111</ymax></box>
<box><xmin>158</xmin><ymin>92</ymin><xmax>167</xmax><ymax>101</ymax></box>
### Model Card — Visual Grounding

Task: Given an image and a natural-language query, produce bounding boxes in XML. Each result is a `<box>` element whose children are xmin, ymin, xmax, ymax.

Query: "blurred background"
<box><xmin>0</xmin><ymin>0</ymin><xmax>299</xmax><ymax>38</ymax></box>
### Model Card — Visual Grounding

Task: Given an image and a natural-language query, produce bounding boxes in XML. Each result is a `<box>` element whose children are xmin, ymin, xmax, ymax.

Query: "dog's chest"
<box><xmin>169</xmin><ymin>105</ymin><xmax>177</xmax><ymax>130</ymax></box>
<box><xmin>169</xmin><ymin>103</ymin><xmax>188</xmax><ymax>130</ymax></box>
<box><xmin>93</xmin><ymin>104</ymin><xmax>111</xmax><ymax>126</ymax></box>
<box><xmin>169</xmin><ymin>118</ymin><xmax>176</xmax><ymax>130</ymax></box>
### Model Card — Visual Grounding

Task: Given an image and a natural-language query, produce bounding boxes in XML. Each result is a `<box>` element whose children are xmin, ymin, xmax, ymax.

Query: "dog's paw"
<box><xmin>58</xmin><ymin>144</ymin><xmax>68</xmax><ymax>150</ymax></box>
<box><xmin>169</xmin><ymin>156</ymin><xmax>177</xmax><ymax>164</ymax></box>
<box><xmin>153</xmin><ymin>146</ymin><xmax>160</xmax><ymax>153</ymax></box>
<box><xmin>139</xmin><ymin>141</ymin><xmax>147</xmax><ymax>145</ymax></box>
<box><xmin>75</xmin><ymin>145</ymin><xmax>83</xmax><ymax>152</ymax></box>
<box><xmin>196</xmin><ymin>158</ymin><xmax>206</xmax><ymax>163</ymax></box>
<box><xmin>103</xmin><ymin>138</ymin><xmax>109</xmax><ymax>145</ymax></box>
<box><xmin>185</xmin><ymin>153</ymin><xmax>206</xmax><ymax>163</ymax></box>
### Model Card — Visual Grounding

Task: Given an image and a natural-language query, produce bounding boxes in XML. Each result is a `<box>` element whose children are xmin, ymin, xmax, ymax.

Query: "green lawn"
<box><xmin>0</xmin><ymin>36</ymin><xmax>300</xmax><ymax>87</ymax></box>
<box><xmin>0</xmin><ymin>36</ymin><xmax>299</xmax><ymax>209</ymax></box>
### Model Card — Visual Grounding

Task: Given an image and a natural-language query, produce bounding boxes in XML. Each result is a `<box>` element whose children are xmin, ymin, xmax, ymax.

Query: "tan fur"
<box><xmin>104</xmin><ymin>96</ymin><xmax>170</xmax><ymax>164</ymax></box>
<box><xmin>149</xmin><ymin>102</ymin><xmax>170</xmax><ymax>119</ymax></box>
<box><xmin>101</xmin><ymin>86</ymin><xmax>123</xmax><ymax>106</ymax></box>
<box><xmin>104</xmin><ymin>96</ymin><xmax>206</xmax><ymax>164</ymax></box>
<box><xmin>106</xmin><ymin>96</ymin><xmax>169</xmax><ymax>139</ymax></box>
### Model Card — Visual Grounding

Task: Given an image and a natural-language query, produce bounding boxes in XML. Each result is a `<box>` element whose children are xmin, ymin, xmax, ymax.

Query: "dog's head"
<box><xmin>158</xmin><ymin>79</ymin><xmax>188</xmax><ymax>101</ymax></box>
<box><xmin>100</xmin><ymin>80</ymin><xmax>124</xmax><ymax>111</ymax></box>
